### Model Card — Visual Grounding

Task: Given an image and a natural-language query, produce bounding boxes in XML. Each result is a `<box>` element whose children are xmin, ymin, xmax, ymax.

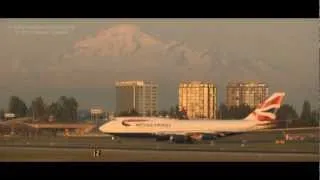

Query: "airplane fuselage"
<box><xmin>99</xmin><ymin>92</ymin><xmax>285</xmax><ymax>142</ymax></box>
<box><xmin>99</xmin><ymin>117</ymin><xmax>271</xmax><ymax>138</ymax></box>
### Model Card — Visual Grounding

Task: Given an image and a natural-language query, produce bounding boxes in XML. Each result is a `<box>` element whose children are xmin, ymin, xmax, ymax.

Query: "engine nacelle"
<box><xmin>155</xmin><ymin>135</ymin><xmax>171</xmax><ymax>141</ymax></box>
<box><xmin>201</xmin><ymin>134</ymin><xmax>217</xmax><ymax>140</ymax></box>
<box><xmin>189</xmin><ymin>133</ymin><xmax>217</xmax><ymax>141</ymax></box>
<box><xmin>169</xmin><ymin>135</ymin><xmax>192</xmax><ymax>143</ymax></box>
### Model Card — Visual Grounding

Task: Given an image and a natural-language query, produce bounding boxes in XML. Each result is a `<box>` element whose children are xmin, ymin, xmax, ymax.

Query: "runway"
<box><xmin>0</xmin><ymin>129</ymin><xmax>318</xmax><ymax>162</ymax></box>
<box><xmin>0</xmin><ymin>135</ymin><xmax>318</xmax><ymax>153</ymax></box>
<box><xmin>0</xmin><ymin>146</ymin><xmax>318</xmax><ymax>162</ymax></box>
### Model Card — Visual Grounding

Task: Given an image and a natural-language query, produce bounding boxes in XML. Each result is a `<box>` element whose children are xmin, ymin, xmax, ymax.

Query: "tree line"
<box><xmin>0</xmin><ymin>96</ymin><xmax>79</xmax><ymax>122</ymax></box>
<box><xmin>0</xmin><ymin>95</ymin><xmax>318</xmax><ymax>127</ymax></box>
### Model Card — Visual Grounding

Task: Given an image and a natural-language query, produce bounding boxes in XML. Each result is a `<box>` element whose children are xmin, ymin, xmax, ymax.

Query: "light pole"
<box><xmin>91</xmin><ymin>112</ymin><xmax>98</xmax><ymax>133</ymax></box>
<box><xmin>95</xmin><ymin>113</ymin><xmax>98</xmax><ymax>133</ymax></box>
<box><xmin>32</xmin><ymin>102</ymin><xmax>35</xmax><ymax>123</ymax></box>
<box><xmin>91</xmin><ymin>108</ymin><xmax>103</xmax><ymax>134</ymax></box>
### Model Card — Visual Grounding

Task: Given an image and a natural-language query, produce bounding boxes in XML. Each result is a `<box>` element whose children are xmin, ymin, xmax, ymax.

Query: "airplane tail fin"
<box><xmin>244</xmin><ymin>92</ymin><xmax>286</xmax><ymax>122</ymax></box>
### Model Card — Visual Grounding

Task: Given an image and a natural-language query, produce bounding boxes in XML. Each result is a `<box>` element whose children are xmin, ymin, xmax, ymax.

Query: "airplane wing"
<box><xmin>156</xmin><ymin>129</ymin><xmax>216</xmax><ymax>136</ymax></box>
<box><xmin>155</xmin><ymin>130</ymin><xmax>239</xmax><ymax>140</ymax></box>
<box><xmin>254</xmin><ymin>127</ymin><xmax>319</xmax><ymax>132</ymax></box>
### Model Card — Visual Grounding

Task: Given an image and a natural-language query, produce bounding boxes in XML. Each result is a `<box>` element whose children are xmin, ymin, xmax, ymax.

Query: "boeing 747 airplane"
<box><xmin>99</xmin><ymin>92</ymin><xmax>286</xmax><ymax>143</ymax></box>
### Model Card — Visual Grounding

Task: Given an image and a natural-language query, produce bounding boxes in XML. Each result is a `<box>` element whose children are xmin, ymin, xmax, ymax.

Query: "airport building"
<box><xmin>226</xmin><ymin>81</ymin><xmax>269</xmax><ymax>108</ymax></box>
<box><xmin>115</xmin><ymin>81</ymin><xmax>158</xmax><ymax>116</ymax></box>
<box><xmin>178</xmin><ymin>81</ymin><xmax>217</xmax><ymax>119</ymax></box>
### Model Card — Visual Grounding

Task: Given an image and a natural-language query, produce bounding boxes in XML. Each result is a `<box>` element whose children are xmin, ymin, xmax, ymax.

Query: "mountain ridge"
<box><xmin>57</xmin><ymin>24</ymin><xmax>291</xmax><ymax>91</ymax></box>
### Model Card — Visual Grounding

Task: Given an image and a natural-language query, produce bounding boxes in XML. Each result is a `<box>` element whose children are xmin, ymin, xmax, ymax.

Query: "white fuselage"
<box><xmin>99</xmin><ymin>117</ymin><xmax>271</xmax><ymax>136</ymax></box>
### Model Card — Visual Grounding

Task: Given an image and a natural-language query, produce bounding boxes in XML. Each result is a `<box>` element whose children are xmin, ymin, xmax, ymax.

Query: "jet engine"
<box><xmin>168</xmin><ymin>135</ymin><xmax>192</xmax><ymax>143</ymax></box>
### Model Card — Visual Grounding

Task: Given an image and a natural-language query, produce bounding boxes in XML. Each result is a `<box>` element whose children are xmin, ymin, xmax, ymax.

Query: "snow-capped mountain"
<box><xmin>59</xmin><ymin>24</ymin><xmax>288</xmax><ymax>88</ymax></box>
<box><xmin>67</xmin><ymin>24</ymin><xmax>211</xmax><ymax>67</ymax></box>
<box><xmin>73</xmin><ymin>24</ymin><xmax>161</xmax><ymax>57</ymax></box>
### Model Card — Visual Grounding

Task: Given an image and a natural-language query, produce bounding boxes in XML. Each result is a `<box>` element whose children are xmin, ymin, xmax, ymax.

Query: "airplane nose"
<box><xmin>99</xmin><ymin>121</ymin><xmax>111</xmax><ymax>132</ymax></box>
<box><xmin>99</xmin><ymin>123</ymin><xmax>107</xmax><ymax>132</ymax></box>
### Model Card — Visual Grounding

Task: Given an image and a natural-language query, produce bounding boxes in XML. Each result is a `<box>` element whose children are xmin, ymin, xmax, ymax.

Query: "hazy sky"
<box><xmin>0</xmin><ymin>19</ymin><xmax>318</xmax><ymax>113</ymax></box>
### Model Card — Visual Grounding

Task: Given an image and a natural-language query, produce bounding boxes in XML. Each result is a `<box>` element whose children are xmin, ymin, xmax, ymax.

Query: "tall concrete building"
<box><xmin>178</xmin><ymin>81</ymin><xmax>217</xmax><ymax>119</ymax></box>
<box><xmin>115</xmin><ymin>81</ymin><xmax>158</xmax><ymax>116</ymax></box>
<box><xmin>226</xmin><ymin>82</ymin><xmax>269</xmax><ymax>108</ymax></box>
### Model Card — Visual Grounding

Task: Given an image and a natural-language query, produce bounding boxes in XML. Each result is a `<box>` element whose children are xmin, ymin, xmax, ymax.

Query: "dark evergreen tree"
<box><xmin>276</xmin><ymin>104</ymin><xmax>299</xmax><ymax>120</ymax></box>
<box><xmin>8</xmin><ymin>96</ymin><xmax>27</xmax><ymax>117</ymax></box>
<box><xmin>300</xmin><ymin>100</ymin><xmax>312</xmax><ymax>121</ymax></box>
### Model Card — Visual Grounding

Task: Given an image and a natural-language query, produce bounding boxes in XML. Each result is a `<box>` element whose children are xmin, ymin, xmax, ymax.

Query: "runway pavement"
<box><xmin>0</xmin><ymin>129</ymin><xmax>318</xmax><ymax>162</ymax></box>
<box><xmin>0</xmin><ymin>135</ymin><xmax>318</xmax><ymax>154</ymax></box>
<box><xmin>0</xmin><ymin>146</ymin><xmax>318</xmax><ymax>162</ymax></box>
